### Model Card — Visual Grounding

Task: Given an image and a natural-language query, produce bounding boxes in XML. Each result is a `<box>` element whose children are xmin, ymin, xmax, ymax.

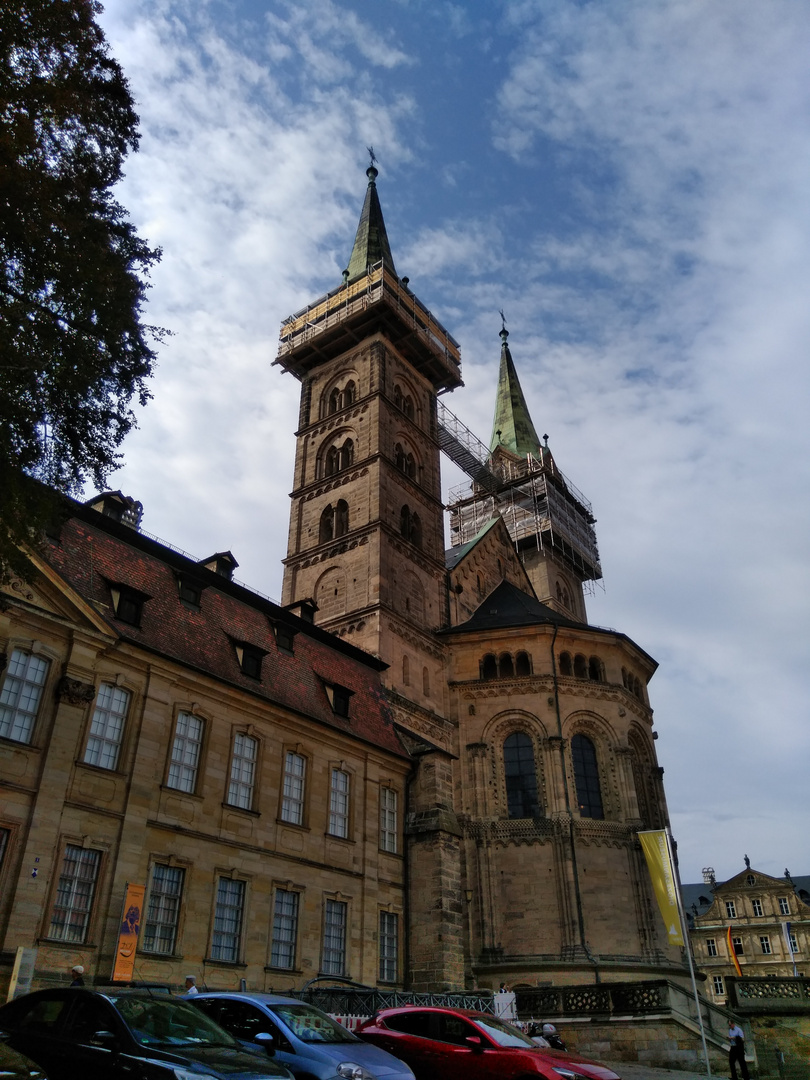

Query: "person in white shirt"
<box><xmin>184</xmin><ymin>975</ymin><xmax>199</xmax><ymax>996</ymax></box>
<box><xmin>728</xmin><ymin>1022</ymin><xmax>749</xmax><ymax>1080</ymax></box>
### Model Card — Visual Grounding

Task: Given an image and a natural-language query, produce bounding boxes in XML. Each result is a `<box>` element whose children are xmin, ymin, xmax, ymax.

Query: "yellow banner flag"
<box><xmin>112</xmin><ymin>883</ymin><xmax>146</xmax><ymax>983</ymax></box>
<box><xmin>639</xmin><ymin>830</ymin><xmax>684</xmax><ymax>946</ymax></box>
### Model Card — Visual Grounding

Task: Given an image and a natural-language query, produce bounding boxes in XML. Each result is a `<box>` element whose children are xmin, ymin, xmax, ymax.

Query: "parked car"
<box><xmin>191</xmin><ymin>993</ymin><xmax>415</xmax><ymax>1080</ymax></box>
<box><xmin>0</xmin><ymin>987</ymin><xmax>295</xmax><ymax>1080</ymax></box>
<box><xmin>0</xmin><ymin>1037</ymin><xmax>49</xmax><ymax>1079</ymax></box>
<box><xmin>356</xmin><ymin>1006</ymin><xmax>622</xmax><ymax>1080</ymax></box>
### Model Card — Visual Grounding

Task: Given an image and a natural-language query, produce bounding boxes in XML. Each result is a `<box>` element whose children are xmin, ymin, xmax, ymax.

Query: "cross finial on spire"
<box><xmin>498</xmin><ymin>309</ymin><xmax>509</xmax><ymax>343</ymax></box>
<box><xmin>367</xmin><ymin>145</ymin><xmax>377</xmax><ymax>167</ymax></box>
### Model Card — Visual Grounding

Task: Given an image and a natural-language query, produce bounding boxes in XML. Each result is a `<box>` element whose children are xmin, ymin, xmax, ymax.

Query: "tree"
<box><xmin>0</xmin><ymin>0</ymin><xmax>163</xmax><ymax>577</ymax></box>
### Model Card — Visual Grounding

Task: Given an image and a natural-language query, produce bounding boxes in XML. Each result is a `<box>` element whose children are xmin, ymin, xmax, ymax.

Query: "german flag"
<box><xmin>727</xmin><ymin>926</ymin><xmax>743</xmax><ymax>976</ymax></box>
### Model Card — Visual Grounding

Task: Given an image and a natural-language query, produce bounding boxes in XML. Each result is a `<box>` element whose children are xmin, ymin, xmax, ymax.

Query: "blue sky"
<box><xmin>97</xmin><ymin>0</ymin><xmax>810</xmax><ymax>884</ymax></box>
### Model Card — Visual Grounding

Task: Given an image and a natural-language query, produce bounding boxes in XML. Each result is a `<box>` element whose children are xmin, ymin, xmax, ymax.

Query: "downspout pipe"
<box><xmin>550</xmin><ymin>622</ymin><xmax>600</xmax><ymax>983</ymax></box>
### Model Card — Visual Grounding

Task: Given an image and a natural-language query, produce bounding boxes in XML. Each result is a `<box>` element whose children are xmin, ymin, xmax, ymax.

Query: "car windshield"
<box><xmin>112</xmin><ymin>995</ymin><xmax>239</xmax><ymax>1049</ymax></box>
<box><xmin>272</xmin><ymin>1004</ymin><xmax>357</xmax><ymax>1043</ymax></box>
<box><xmin>471</xmin><ymin>1015</ymin><xmax>537</xmax><ymax>1048</ymax></box>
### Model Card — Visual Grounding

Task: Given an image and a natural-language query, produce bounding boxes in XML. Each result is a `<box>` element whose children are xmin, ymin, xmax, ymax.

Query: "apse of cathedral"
<box><xmin>275</xmin><ymin>165</ymin><xmax>684</xmax><ymax>989</ymax></box>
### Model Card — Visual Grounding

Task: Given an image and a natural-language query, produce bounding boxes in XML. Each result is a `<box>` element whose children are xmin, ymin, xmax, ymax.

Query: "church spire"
<box><xmin>489</xmin><ymin>322</ymin><xmax>542</xmax><ymax>456</ymax></box>
<box><xmin>345</xmin><ymin>160</ymin><xmax>397</xmax><ymax>282</ymax></box>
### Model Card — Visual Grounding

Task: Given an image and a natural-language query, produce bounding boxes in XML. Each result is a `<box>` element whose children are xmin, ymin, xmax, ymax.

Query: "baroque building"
<box><xmin>0</xmin><ymin>166</ymin><xmax>685</xmax><ymax>995</ymax></box>
<box><xmin>684</xmin><ymin>866</ymin><xmax>810</xmax><ymax>1005</ymax></box>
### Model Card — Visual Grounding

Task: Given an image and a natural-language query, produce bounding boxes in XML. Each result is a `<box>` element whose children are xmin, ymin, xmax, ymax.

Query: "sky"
<box><xmin>94</xmin><ymin>0</ymin><xmax>810</xmax><ymax>886</ymax></box>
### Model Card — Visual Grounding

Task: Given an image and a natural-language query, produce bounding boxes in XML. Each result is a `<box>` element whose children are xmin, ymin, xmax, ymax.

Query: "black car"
<box><xmin>0</xmin><ymin>988</ymin><xmax>295</xmax><ymax>1080</ymax></box>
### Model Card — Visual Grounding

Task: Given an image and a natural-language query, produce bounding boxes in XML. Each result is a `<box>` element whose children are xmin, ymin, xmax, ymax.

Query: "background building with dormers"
<box><xmin>683</xmin><ymin>865</ymin><xmax>810</xmax><ymax>1005</ymax></box>
<box><xmin>1</xmin><ymin>166</ymin><xmax>688</xmax><ymax>995</ymax></box>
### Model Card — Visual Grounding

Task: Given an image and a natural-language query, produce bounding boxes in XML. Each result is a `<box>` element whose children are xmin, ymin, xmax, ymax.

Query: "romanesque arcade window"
<box><xmin>480</xmin><ymin>651</ymin><xmax>532</xmax><ymax>680</ymax></box>
<box><xmin>326</xmin><ymin>380</ymin><xmax>356</xmax><ymax>415</ymax></box>
<box><xmin>319</xmin><ymin>500</ymin><xmax>349</xmax><ymax>544</ymax></box>
<box><xmin>503</xmin><ymin>732</ymin><xmax>541</xmax><ymax>818</ymax></box>
<box><xmin>399</xmin><ymin>505</ymin><xmax>422</xmax><ymax>547</ymax></box>
<box><xmin>394</xmin><ymin>442</ymin><xmax>416</xmax><ymax>479</ymax></box>
<box><xmin>324</xmin><ymin>437</ymin><xmax>354</xmax><ymax>477</ymax></box>
<box><xmin>393</xmin><ymin>384</ymin><xmax>415</xmax><ymax>420</ymax></box>
<box><xmin>622</xmin><ymin>668</ymin><xmax>644</xmax><ymax>700</ymax></box>
<box><xmin>571</xmin><ymin>734</ymin><xmax>604</xmax><ymax>819</ymax></box>
<box><xmin>559</xmin><ymin>652</ymin><xmax>604</xmax><ymax>683</ymax></box>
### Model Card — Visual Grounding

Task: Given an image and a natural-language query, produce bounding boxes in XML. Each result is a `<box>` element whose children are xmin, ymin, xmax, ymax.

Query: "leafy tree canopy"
<box><xmin>0</xmin><ymin>0</ymin><xmax>163</xmax><ymax>577</ymax></box>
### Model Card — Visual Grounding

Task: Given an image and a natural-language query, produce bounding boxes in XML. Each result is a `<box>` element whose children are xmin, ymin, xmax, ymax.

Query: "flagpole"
<box><xmin>665</xmin><ymin>827</ymin><xmax>712</xmax><ymax>1077</ymax></box>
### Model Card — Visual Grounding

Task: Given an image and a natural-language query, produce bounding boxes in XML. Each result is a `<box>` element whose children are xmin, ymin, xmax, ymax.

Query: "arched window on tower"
<box><xmin>394</xmin><ymin>443</ymin><xmax>416</xmax><ymax>479</ymax></box>
<box><xmin>499</xmin><ymin>652</ymin><xmax>514</xmax><ymax>678</ymax></box>
<box><xmin>559</xmin><ymin>652</ymin><xmax>573</xmax><ymax>676</ymax></box>
<box><xmin>319</xmin><ymin>505</ymin><xmax>334</xmax><ymax>544</ymax></box>
<box><xmin>334</xmin><ymin>500</ymin><xmax>349</xmax><ymax>538</ymax></box>
<box><xmin>504</xmin><ymin>732</ymin><xmax>541</xmax><ymax>818</ymax></box>
<box><xmin>515</xmin><ymin>651</ymin><xmax>532</xmax><ymax>677</ymax></box>
<box><xmin>588</xmin><ymin>656</ymin><xmax>603</xmax><ymax>682</ymax></box>
<box><xmin>328</xmin><ymin>388</ymin><xmax>340</xmax><ymax>415</ymax></box>
<box><xmin>410</xmin><ymin>512</ymin><xmax>422</xmax><ymax>548</ymax></box>
<box><xmin>481</xmin><ymin>654</ymin><xmax>498</xmax><ymax>680</ymax></box>
<box><xmin>572</xmin><ymin>734</ymin><xmax>604</xmax><ymax>819</ymax></box>
<box><xmin>340</xmin><ymin>438</ymin><xmax>354</xmax><ymax>471</ymax></box>
<box><xmin>325</xmin><ymin>445</ymin><xmax>340</xmax><ymax>477</ymax></box>
<box><xmin>342</xmin><ymin>381</ymin><xmax>355</xmax><ymax>409</ymax></box>
<box><xmin>399</xmin><ymin>505</ymin><xmax>421</xmax><ymax>548</ymax></box>
<box><xmin>573</xmin><ymin>653</ymin><xmax>588</xmax><ymax>679</ymax></box>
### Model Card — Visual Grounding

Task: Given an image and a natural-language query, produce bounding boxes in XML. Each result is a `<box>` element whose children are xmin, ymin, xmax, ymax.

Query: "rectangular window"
<box><xmin>281</xmin><ymin>752</ymin><xmax>305</xmax><ymax>824</ymax></box>
<box><xmin>0</xmin><ymin>648</ymin><xmax>50</xmax><ymax>743</ymax></box>
<box><xmin>712</xmin><ymin>975</ymin><xmax>725</xmax><ymax>996</ymax></box>
<box><xmin>143</xmin><ymin>864</ymin><xmax>184</xmax><ymax>954</ymax></box>
<box><xmin>322</xmin><ymin>899</ymin><xmax>347</xmax><ymax>975</ymax></box>
<box><xmin>752</xmin><ymin>899</ymin><xmax>763</xmax><ymax>917</ymax></box>
<box><xmin>379</xmin><ymin>911</ymin><xmax>398</xmax><ymax>983</ymax></box>
<box><xmin>48</xmin><ymin>845</ymin><xmax>100</xmax><ymax>942</ymax></box>
<box><xmin>706</xmin><ymin>938</ymin><xmax>717</xmax><ymax>957</ymax></box>
<box><xmin>211</xmin><ymin>878</ymin><xmax>245</xmax><ymax>962</ymax></box>
<box><xmin>380</xmin><ymin>788</ymin><xmax>398</xmax><ymax>853</ymax></box>
<box><xmin>227</xmin><ymin>733</ymin><xmax>258</xmax><ymax>810</ymax></box>
<box><xmin>270</xmin><ymin>889</ymin><xmax>299</xmax><ymax>970</ymax></box>
<box><xmin>733</xmin><ymin>936</ymin><xmax>744</xmax><ymax>955</ymax></box>
<box><xmin>779</xmin><ymin>897</ymin><xmax>790</xmax><ymax>916</ymax></box>
<box><xmin>760</xmin><ymin>935</ymin><xmax>772</xmax><ymax>954</ymax></box>
<box><xmin>328</xmin><ymin>769</ymin><xmax>350</xmax><ymax>838</ymax></box>
<box><xmin>725</xmin><ymin>900</ymin><xmax>737</xmax><ymax>919</ymax></box>
<box><xmin>167</xmin><ymin>712</ymin><xmax>203</xmax><ymax>793</ymax></box>
<box><xmin>789</xmin><ymin>933</ymin><xmax>798</xmax><ymax>953</ymax></box>
<box><xmin>84</xmin><ymin>684</ymin><xmax>130</xmax><ymax>770</ymax></box>
<box><xmin>0</xmin><ymin>827</ymin><xmax>10</xmax><ymax>870</ymax></box>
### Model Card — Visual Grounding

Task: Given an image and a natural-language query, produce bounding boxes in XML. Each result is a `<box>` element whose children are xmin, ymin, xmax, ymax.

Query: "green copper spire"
<box><xmin>345</xmin><ymin>164</ymin><xmax>397</xmax><ymax>282</ymax></box>
<box><xmin>489</xmin><ymin>324</ymin><xmax>542</xmax><ymax>456</ymax></box>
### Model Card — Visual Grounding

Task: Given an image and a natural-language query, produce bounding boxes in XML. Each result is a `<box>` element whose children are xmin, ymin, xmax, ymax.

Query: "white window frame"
<box><xmin>328</xmin><ymin>769</ymin><xmax>350</xmax><ymax>838</ymax></box>
<box><xmin>48</xmin><ymin>844</ymin><xmax>101</xmax><ymax>942</ymax></box>
<box><xmin>789</xmin><ymin>933</ymin><xmax>798</xmax><ymax>954</ymax></box>
<box><xmin>281</xmin><ymin>751</ymin><xmax>306</xmax><ymax>825</ymax></box>
<box><xmin>211</xmin><ymin>877</ymin><xmax>245</xmax><ymax>962</ymax></box>
<box><xmin>712</xmin><ymin>975</ymin><xmax>725</xmax><ymax>996</ymax></box>
<box><xmin>706</xmin><ymin>938</ymin><xmax>717</xmax><ymax>957</ymax></box>
<box><xmin>752</xmin><ymin>898</ymin><xmax>763</xmax><ymax>917</ymax></box>
<box><xmin>760</xmin><ymin>935</ymin><xmax>772</xmax><ymax>954</ymax></box>
<box><xmin>322</xmin><ymin>898</ymin><xmax>347</xmax><ymax>975</ymax></box>
<box><xmin>143</xmin><ymin>864</ymin><xmax>184</xmax><ymax>955</ymax></box>
<box><xmin>270</xmin><ymin>888</ymin><xmax>299</xmax><ymax>970</ymax></box>
<box><xmin>725</xmin><ymin>900</ymin><xmax>737</xmax><ymax>918</ymax></box>
<box><xmin>732</xmin><ymin>935</ymin><xmax>744</xmax><ymax>955</ymax></box>
<box><xmin>379</xmin><ymin>910</ymin><xmax>398</xmax><ymax>983</ymax></box>
<box><xmin>227</xmin><ymin>732</ymin><xmax>258</xmax><ymax>810</ymax></box>
<box><xmin>779</xmin><ymin>897</ymin><xmax>790</xmax><ymax>915</ymax></box>
<box><xmin>380</xmin><ymin>788</ymin><xmax>398</xmax><ymax>853</ymax></box>
<box><xmin>0</xmin><ymin>648</ymin><xmax>50</xmax><ymax>743</ymax></box>
<box><xmin>167</xmin><ymin>712</ymin><xmax>203</xmax><ymax>793</ymax></box>
<box><xmin>84</xmin><ymin>683</ymin><xmax>130</xmax><ymax>770</ymax></box>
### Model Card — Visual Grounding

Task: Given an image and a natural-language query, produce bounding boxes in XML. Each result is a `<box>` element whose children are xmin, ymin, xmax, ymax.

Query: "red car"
<box><xmin>356</xmin><ymin>1007</ymin><xmax>621</xmax><ymax>1080</ymax></box>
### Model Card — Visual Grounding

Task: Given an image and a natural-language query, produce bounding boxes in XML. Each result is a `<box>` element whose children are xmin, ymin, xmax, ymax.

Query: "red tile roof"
<box><xmin>44</xmin><ymin>503</ymin><xmax>409</xmax><ymax>759</ymax></box>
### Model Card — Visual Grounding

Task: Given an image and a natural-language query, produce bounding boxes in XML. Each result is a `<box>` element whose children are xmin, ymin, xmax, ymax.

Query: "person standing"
<box><xmin>69</xmin><ymin>965</ymin><xmax>84</xmax><ymax>987</ymax></box>
<box><xmin>184</xmin><ymin>975</ymin><xmax>199</xmax><ymax>996</ymax></box>
<box><xmin>729</xmin><ymin>1021</ymin><xmax>749</xmax><ymax>1080</ymax></box>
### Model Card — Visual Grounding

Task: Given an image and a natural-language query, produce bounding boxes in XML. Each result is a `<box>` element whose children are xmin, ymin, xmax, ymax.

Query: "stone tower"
<box><xmin>277</xmin><ymin>166</ymin><xmax>684</xmax><ymax>991</ymax></box>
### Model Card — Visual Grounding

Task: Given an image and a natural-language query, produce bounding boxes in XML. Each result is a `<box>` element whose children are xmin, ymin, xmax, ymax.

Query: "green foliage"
<box><xmin>0</xmin><ymin>0</ymin><xmax>163</xmax><ymax>577</ymax></box>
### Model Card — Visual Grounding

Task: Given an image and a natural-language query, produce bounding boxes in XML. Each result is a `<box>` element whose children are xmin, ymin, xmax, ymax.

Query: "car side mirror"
<box><xmin>465</xmin><ymin>1035</ymin><xmax>483</xmax><ymax>1052</ymax></box>
<box><xmin>92</xmin><ymin>1030</ymin><xmax>119</xmax><ymax>1048</ymax></box>
<box><xmin>255</xmin><ymin>1032</ymin><xmax>276</xmax><ymax>1055</ymax></box>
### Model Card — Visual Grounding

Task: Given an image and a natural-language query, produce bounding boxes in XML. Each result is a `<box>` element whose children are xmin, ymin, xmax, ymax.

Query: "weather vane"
<box><xmin>498</xmin><ymin>308</ymin><xmax>507</xmax><ymax>331</ymax></box>
<box><xmin>367</xmin><ymin>146</ymin><xmax>377</xmax><ymax>168</ymax></box>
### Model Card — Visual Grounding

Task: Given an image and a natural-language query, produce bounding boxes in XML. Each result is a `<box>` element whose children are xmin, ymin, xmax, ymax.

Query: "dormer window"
<box><xmin>198</xmin><ymin>551</ymin><xmax>239</xmax><ymax>580</ymax></box>
<box><xmin>177</xmin><ymin>575</ymin><xmax>205</xmax><ymax>608</ymax></box>
<box><xmin>232</xmin><ymin>641</ymin><xmax>266</xmax><ymax>680</ymax></box>
<box><xmin>324</xmin><ymin>683</ymin><xmax>352</xmax><ymax>718</ymax></box>
<box><xmin>108</xmin><ymin>583</ymin><xmax>149</xmax><ymax>627</ymax></box>
<box><xmin>273</xmin><ymin>624</ymin><xmax>296</xmax><ymax>653</ymax></box>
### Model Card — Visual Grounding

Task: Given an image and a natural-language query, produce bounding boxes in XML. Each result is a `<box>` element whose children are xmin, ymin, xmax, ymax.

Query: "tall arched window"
<box><xmin>334</xmin><ymin>500</ymin><xmax>349</xmax><ymax>538</ymax></box>
<box><xmin>504</xmin><ymin>732</ymin><xmax>541</xmax><ymax>818</ymax></box>
<box><xmin>588</xmin><ymin>656</ymin><xmax>603</xmax><ymax>682</ymax></box>
<box><xmin>559</xmin><ymin>652</ymin><xmax>573</xmax><ymax>676</ymax></box>
<box><xmin>394</xmin><ymin>443</ymin><xmax>416</xmax><ymax>478</ymax></box>
<box><xmin>319</xmin><ymin>505</ymin><xmax>334</xmax><ymax>544</ymax></box>
<box><xmin>572</xmin><ymin>734</ymin><xmax>604</xmax><ymax>819</ymax></box>
<box><xmin>340</xmin><ymin>438</ymin><xmax>354</xmax><ymax>470</ymax></box>
<box><xmin>399</xmin><ymin>505</ymin><xmax>421</xmax><ymax>548</ymax></box>
<box><xmin>410</xmin><ymin>512</ymin><xmax>422</xmax><ymax>548</ymax></box>
<box><xmin>342</xmin><ymin>381</ymin><xmax>355</xmax><ymax>409</ymax></box>
<box><xmin>324</xmin><ymin>445</ymin><xmax>340</xmax><ymax>476</ymax></box>
<box><xmin>328</xmin><ymin>388</ymin><xmax>340</xmax><ymax>415</ymax></box>
<box><xmin>499</xmin><ymin>652</ymin><xmax>514</xmax><ymax>678</ymax></box>
<box><xmin>573</xmin><ymin>653</ymin><xmax>588</xmax><ymax>679</ymax></box>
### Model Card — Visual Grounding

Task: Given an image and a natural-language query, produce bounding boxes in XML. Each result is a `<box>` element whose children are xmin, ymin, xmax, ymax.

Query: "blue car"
<box><xmin>191</xmin><ymin>994</ymin><xmax>414</xmax><ymax>1080</ymax></box>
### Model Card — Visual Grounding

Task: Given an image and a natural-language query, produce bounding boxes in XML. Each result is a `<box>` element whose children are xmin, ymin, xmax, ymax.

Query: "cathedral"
<box><xmin>0</xmin><ymin>166</ymin><xmax>685</xmax><ymax>996</ymax></box>
<box><xmin>274</xmin><ymin>164</ymin><xmax>683</xmax><ymax>989</ymax></box>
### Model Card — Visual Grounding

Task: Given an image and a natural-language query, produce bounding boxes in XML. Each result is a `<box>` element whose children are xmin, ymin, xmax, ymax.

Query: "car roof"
<box><xmin>196</xmin><ymin>993</ymin><xmax>305</xmax><ymax>1005</ymax></box>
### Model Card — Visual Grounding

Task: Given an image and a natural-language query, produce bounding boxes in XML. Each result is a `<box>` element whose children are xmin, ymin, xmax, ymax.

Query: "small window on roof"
<box><xmin>177</xmin><ymin>576</ymin><xmax>204</xmax><ymax>607</ymax></box>
<box><xmin>232</xmin><ymin>641</ymin><xmax>266</xmax><ymax>680</ymax></box>
<box><xmin>274</xmin><ymin>625</ymin><xmax>296</xmax><ymax>653</ymax></box>
<box><xmin>325</xmin><ymin>683</ymin><xmax>353</xmax><ymax>718</ymax></box>
<box><xmin>108</xmin><ymin>583</ymin><xmax>148</xmax><ymax>627</ymax></box>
